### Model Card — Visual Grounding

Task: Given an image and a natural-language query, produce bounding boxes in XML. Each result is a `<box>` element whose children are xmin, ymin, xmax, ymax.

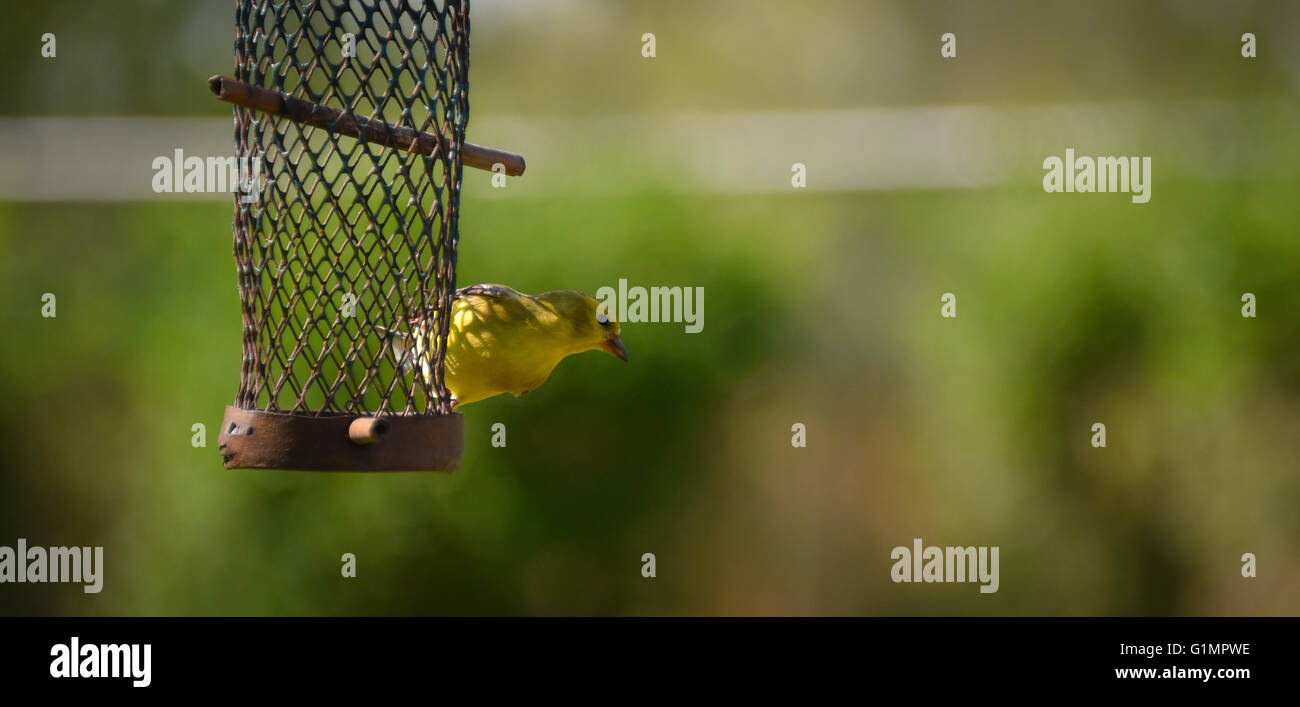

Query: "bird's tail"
<box><xmin>374</xmin><ymin>324</ymin><xmax>416</xmax><ymax>374</ymax></box>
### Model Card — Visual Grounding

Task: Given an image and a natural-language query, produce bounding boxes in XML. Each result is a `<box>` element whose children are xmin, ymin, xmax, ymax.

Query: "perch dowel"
<box><xmin>348</xmin><ymin>417</ymin><xmax>389</xmax><ymax>445</ymax></box>
<box><xmin>208</xmin><ymin>75</ymin><xmax>525</xmax><ymax>176</ymax></box>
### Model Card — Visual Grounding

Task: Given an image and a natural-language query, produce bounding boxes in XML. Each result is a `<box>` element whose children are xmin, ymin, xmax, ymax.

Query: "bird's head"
<box><xmin>540</xmin><ymin>290</ymin><xmax>628</xmax><ymax>362</ymax></box>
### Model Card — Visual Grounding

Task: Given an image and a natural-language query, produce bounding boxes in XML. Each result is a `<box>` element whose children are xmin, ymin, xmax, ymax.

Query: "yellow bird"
<box><xmin>392</xmin><ymin>284</ymin><xmax>627</xmax><ymax>407</ymax></box>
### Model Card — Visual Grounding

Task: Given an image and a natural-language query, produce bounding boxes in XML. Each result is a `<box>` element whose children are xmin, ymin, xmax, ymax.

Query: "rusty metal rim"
<box><xmin>217</xmin><ymin>406</ymin><xmax>463</xmax><ymax>472</ymax></box>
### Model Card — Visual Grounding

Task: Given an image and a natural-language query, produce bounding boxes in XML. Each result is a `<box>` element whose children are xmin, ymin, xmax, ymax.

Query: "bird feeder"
<box><xmin>212</xmin><ymin>0</ymin><xmax>523</xmax><ymax>471</ymax></box>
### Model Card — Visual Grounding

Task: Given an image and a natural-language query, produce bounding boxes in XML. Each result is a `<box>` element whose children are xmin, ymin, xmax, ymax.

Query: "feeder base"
<box><xmin>217</xmin><ymin>407</ymin><xmax>462</xmax><ymax>472</ymax></box>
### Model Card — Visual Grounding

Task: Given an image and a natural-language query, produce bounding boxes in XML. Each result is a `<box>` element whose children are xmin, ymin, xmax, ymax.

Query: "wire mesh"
<box><xmin>229</xmin><ymin>0</ymin><xmax>468</xmax><ymax>416</ymax></box>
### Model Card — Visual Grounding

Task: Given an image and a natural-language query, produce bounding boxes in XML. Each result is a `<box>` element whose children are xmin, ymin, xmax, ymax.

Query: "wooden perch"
<box><xmin>208</xmin><ymin>75</ymin><xmax>526</xmax><ymax>176</ymax></box>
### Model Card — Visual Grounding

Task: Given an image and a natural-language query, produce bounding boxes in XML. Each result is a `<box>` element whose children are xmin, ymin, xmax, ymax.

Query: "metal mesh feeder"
<box><xmin>211</xmin><ymin>0</ymin><xmax>523</xmax><ymax>471</ymax></box>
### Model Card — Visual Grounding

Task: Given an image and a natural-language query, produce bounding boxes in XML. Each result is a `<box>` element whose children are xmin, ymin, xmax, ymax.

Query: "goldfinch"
<box><xmin>391</xmin><ymin>284</ymin><xmax>627</xmax><ymax>407</ymax></box>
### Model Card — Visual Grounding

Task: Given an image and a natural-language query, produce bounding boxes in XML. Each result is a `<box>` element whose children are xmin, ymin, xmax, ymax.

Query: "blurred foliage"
<box><xmin>6</xmin><ymin>1</ymin><xmax>1300</xmax><ymax>117</ymax></box>
<box><xmin>1</xmin><ymin>0</ymin><xmax>1298</xmax><ymax>615</ymax></box>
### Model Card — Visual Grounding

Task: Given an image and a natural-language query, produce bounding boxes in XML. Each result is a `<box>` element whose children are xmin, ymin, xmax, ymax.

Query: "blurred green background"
<box><xmin>1</xmin><ymin>0</ymin><xmax>1298</xmax><ymax>615</ymax></box>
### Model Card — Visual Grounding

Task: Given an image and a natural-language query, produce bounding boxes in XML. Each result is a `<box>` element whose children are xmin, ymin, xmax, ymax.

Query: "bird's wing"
<box><xmin>384</xmin><ymin>285</ymin><xmax>503</xmax><ymax>374</ymax></box>
<box><xmin>452</xmin><ymin>284</ymin><xmax>537</xmax><ymax>327</ymax></box>
<box><xmin>455</xmin><ymin>283</ymin><xmax>520</xmax><ymax>301</ymax></box>
<box><xmin>391</xmin><ymin>284</ymin><xmax>531</xmax><ymax>375</ymax></box>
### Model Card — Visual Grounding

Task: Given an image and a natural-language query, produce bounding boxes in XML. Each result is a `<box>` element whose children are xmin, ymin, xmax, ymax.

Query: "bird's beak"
<box><xmin>600</xmin><ymin>334</ymin><xmax>628</xmax><ymax>362</ymax></box>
